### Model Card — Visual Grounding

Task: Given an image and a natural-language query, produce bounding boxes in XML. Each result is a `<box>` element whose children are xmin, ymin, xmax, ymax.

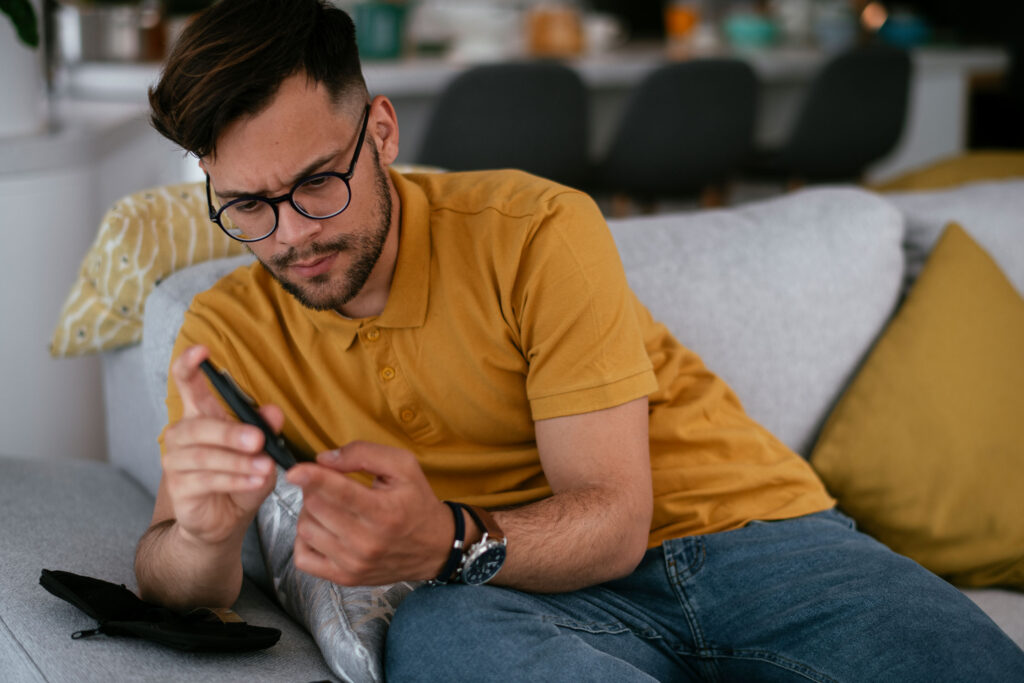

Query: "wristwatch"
<box><xmin>459</xmin><ymin>505</ymin><xmax>508</xmax><ymax>585</ymax></box>
<box><xmin>427</xmin><ymin>501</ymin><xmax>466</xmax><ymax>586</ymax></box>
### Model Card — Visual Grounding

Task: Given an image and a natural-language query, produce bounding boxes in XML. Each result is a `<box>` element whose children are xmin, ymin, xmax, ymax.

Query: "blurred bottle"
<box><xmin>354</xmin><ymin>0</ymin><xmax>409</xmax><ymax>60</ymax></box>
<box><xmin>665</xmin><ymin>0</ymin><xmax>701</xmax><ymax>45</ymax></box>
<box><xmin>526</xmin><ymin>2</ymin><xmax>584</xmax><ymax>58</ymax></box>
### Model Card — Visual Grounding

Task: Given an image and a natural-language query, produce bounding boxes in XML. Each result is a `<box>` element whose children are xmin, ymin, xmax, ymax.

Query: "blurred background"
<box><xmin>1</xmin><ymin>0</ymin><xmax>1021</xmax><ymax>465</ymax></box>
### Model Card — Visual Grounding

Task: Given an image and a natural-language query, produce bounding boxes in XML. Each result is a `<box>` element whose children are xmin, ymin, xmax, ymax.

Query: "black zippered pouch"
<box><xmin>40</xmin><ymin>569</ymin><xmax>281</xmax><ymax>652</ymax></box>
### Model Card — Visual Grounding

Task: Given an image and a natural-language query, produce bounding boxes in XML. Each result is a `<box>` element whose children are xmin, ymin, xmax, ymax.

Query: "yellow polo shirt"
<box><xmin>163</xmin><ymin>169</ymin><xmax>833</xmax><ymax>545</ymax></box>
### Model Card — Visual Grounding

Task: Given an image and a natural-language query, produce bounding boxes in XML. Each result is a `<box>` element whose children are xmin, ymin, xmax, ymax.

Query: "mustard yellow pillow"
<box><xmin>811</xmin><ymin>222</ymin><xmax>1024</xmax><ymax>589</ymax></box>
<box><xmin>870</xmin><ymin>151</ymin><xmax>1024</xmax><ymax>192</ymax></box>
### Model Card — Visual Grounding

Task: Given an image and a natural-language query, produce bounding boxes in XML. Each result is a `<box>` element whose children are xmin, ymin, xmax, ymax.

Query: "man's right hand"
<box><xmin>136</xmin><ymin>345</ymin><xmax>281</xmax><ymax>608</ymax></box>
<box><xmin>159</xmin><ymin>345</ymin><xmax>280</xmax><ymax>546</ymax></box>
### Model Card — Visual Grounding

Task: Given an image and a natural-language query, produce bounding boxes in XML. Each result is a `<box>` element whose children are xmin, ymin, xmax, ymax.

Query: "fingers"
<box><xmin>164</xmin><ymin>412</ymin><xmax>265</xmax><ymax>455</ymax></box>
<box><xmin>165</xmin><ymin>445</ymin><xmax>274</xmax><ymax>490</ymax></box>
<box><xmin>283</xmin><ymin>442</ymin><xmax>453</xmax><ymax>585</ymax></box>
<box><xmin>163</xmin><ymin>414</ymin><xmax>274</xmax><ymax>494</ymax></box>
<box><xmin>313</xmin><ymin>440</ymin><xmax>419</xmax><ymax>482</ymax></box>
<box><xmin>286</xmin><ymin>461</ymin><xmax>375</xmax><ymax>513</ymax></box>
<box><xmin>172</xmin><ymin>345</ymin><xmax>224</xmax><ymax>419</ymax></box>
<box><xmin>293</xmin><ymin>536</ymin><xmax>348</xmax><ymax>584</ymax></box>
<box><xmin>293</xmin><ymin>511</ymin><xmax>389</xmax><ymax>586</ymax></box>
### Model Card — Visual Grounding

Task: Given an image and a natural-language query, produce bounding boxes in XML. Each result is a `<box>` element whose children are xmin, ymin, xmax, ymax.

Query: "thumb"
<box><xmin>316</xmin><ymin>441</ymin><xmax>415</xmax><ymax>482</ymax></box>
<box><xmin>258</xmin><ymin>403</ymin><xmax>285</xmax><ymax>434</ymax></box>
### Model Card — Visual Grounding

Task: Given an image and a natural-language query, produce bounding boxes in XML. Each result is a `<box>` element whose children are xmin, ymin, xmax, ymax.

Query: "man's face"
<box><xmin>203</xmin><ymin>75</ymin><xmax>398</xmax><ymax>314</ymax></box>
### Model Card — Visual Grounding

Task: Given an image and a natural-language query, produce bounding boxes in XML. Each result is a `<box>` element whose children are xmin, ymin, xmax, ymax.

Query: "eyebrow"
<box><xmin>213</xmin><ymin>150</ymin><xmax>342</xmax><ymax>200</ymax></box>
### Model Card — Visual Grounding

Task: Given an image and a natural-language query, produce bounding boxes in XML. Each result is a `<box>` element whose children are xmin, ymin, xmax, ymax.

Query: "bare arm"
<box><xmin>135</xmin><ymin>345</ymin><xmax>279</xmax><ymax>610</ymax></box>
<box><xmin>487</xmin><ymin>396</ymin><xmax>653</xmax><ymax>592</ymax></box>
<box><xmin>136</xmin><ymin>481</ymin><xmax>249</xmax><ymax>609</ymax></box>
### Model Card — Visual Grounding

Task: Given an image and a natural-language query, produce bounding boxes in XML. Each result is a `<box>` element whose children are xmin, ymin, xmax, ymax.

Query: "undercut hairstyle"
<box><xmin>149</xmin><ymin>0</ymin><xmax>368</xmax><ymax>159</ymax></box>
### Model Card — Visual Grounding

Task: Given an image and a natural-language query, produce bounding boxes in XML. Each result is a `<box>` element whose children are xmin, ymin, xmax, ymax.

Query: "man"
<box><xmin>135</xmin><ymin>1</ymin><xmax>1024</xmax><ymax>680</ymax></box>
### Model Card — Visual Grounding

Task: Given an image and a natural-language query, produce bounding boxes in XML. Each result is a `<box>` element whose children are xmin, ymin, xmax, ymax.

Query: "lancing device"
<box><xmin>199</xmin><ymin>359</ymin><xmax>299</xmax><ymax>470</ymax></box>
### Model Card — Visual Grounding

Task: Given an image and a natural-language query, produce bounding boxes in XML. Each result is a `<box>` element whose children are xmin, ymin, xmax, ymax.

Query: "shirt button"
<box><xmin>400</xmin><ymin>409</ymin><xmax>416</xmax><ymax>423</ymax></box>
<box><xmin>380</xmin><ymin>366</ymin><xmax>396</xmax><ymax>381</ymax></box>
<box><xmin>365</xmin><ymin>329</ymin><xmax>380</xmax><ymax>341</ymax></box>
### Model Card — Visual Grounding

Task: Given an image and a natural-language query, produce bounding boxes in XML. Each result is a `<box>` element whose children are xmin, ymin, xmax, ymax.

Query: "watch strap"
<box><xmin>463</xmin><ymin>504</ymin><xmax>505</xmax><ymax>542</ymax></box>
<box><xmin>428</xmin><ymin>501</ymin><xmax>465</xmax><ymax>586</ymax></box>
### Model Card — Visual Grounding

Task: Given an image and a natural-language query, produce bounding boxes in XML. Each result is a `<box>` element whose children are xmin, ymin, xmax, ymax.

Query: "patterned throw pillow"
<box><xmin>50</xmin><ymin>182</ymin><xmax>247</xmax><ymax>357</ymax></box>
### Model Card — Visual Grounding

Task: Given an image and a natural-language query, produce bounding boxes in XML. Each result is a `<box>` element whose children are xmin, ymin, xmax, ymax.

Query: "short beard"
<box><xmin>259</xmin><ymin>144</ymin><xmax>393</xmax><ymax>312</ymax></box>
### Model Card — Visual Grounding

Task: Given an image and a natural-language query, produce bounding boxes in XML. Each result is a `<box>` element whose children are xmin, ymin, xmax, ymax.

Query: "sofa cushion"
<box><xmin>884</xmin><ymin>178</ymin><xmax>1024</xmax><ymax>296</ymax></box>
<box><xmin>963</xmin><ymin>588</ymin><xmax>1024</xmax><ymax>649</ymax></box>
<box><xmin>0</xmin><ymin>455</ymin><xmax>335</xmax><ymax>682</ymax></box>
<box><xmin>608</xmin><ymin>187</ymin><xmax>905</xmax><ymax>456</ymax></box>
<box><xmin>811</xmin><ymin>223</ymin><xmax>1024</xmax><ymax>589</ymax></box>
<box><xmin>142</xmin><ymin>253</ymin><xmax>256</xmax><ymax>432</ymax></box>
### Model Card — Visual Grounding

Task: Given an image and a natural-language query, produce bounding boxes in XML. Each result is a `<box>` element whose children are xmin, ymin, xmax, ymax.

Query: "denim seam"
<box><xmin>541</xmin><ymin>615</ymin><xmax>662</xmax><ymax>640</ymax></box>
<box><xmin>703</xmin><ymin>648</ymin><xmax>841</xmax><ymax>683</ymax></box>
<box><xmin>664</xmin><ymin>538</ymin><xmax>719</xmax><ymax>680</ymax></box>
<box><xmin>498</xmin><ymin>583</ymin><xmax>664</xmax><ymax>641</ymax></box>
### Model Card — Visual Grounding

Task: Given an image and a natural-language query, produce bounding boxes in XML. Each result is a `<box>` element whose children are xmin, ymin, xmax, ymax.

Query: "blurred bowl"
<box><xmin>878</xmin><ymin>12</ymin><xmax>931</xmax><ymax>48</ymax></box>
<box><xmin>723</xmin><ymin>12</ymin><xmax>778</xmax><ymax>48</ymax></box>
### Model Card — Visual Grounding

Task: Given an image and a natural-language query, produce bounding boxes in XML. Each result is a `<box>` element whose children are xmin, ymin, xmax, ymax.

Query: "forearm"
<box><xmin>135</xmin><ymin>519</ymin><xmax>246</xmax><ymax>610</ymax></box>
<box><xmin>486</xmin><ymin>486</ymin><xmax>652</xmax><ymax>593</ymax></box>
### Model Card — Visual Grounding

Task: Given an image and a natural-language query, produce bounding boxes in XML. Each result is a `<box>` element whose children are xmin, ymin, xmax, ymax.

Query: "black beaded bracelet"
<box><xmin>428</xmin><ymin>501</ymin><xmax>465</xmax><ymax>586</ymax></box>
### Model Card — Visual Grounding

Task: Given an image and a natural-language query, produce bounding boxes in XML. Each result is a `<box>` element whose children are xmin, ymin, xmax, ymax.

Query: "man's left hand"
<box><xmin>285</xmin><ymin>442</ymin><xmax>452</xmax><ymax>586</ymax></box>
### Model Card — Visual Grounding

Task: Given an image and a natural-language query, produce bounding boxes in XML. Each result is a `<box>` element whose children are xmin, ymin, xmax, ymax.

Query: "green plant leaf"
<box><xmin>1</xmin><ymin>0</ymin><xmax>40</xmax><ymax>48</ymax></box>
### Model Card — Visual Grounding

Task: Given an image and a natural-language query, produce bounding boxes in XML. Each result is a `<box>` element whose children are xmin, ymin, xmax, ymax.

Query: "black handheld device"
<box><xmin>199</xmin><ymin>359</ymin><xmax>299</xmax><ymax>470</ymax></box>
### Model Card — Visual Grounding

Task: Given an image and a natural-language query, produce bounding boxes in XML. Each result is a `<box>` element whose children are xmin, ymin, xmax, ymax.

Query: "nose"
<box><xmin>274</xmin><ymin>202</ymin><xmax>324</xmax><ymax>248</ymax></box>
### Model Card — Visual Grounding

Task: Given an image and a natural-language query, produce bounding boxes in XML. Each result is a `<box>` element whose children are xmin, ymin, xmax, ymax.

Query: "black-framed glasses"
<box><xmin>205</xmin><ymin>104</ymin><xmax>371</xmax><ymax>242</ymax></box>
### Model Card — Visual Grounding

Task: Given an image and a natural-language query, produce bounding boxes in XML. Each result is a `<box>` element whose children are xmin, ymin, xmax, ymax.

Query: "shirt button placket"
<box><xmin>362</xmin><ymin>327</ymin><xmax>431</xmax><ymax>441</ymax></box>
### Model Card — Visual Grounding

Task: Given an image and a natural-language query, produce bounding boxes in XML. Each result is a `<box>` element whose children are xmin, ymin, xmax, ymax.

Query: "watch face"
<box><xmin>462</xmin><ymin>543</ymin><xmax>507</xmax><ymax>585</ymax></box>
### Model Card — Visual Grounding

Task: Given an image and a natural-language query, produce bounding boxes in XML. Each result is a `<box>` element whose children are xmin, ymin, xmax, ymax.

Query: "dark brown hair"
<box><xmin>149</xmin><ymin>0</ymin><xmax>367</xmax><ymax>158</ymax></box>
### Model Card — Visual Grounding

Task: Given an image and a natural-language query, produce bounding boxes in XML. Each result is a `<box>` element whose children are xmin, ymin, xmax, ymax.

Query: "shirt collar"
<box><xmin>299</xmin><ymin>168</ymin><xmax>431</xmax><ymax>349</ymax></box>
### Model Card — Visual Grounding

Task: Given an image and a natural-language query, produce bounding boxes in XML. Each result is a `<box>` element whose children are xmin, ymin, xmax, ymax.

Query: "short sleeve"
<box><xmin>513</xmin><ymin>191</ymin><xmax>657</xmax><ymax>420</ymax></box>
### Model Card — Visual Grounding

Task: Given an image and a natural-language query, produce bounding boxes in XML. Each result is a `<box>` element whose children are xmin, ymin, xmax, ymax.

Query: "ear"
<box><xmin>368</xmin><ymin>95</ymin><xmax>400</xmax><ymax>167</ymax></box>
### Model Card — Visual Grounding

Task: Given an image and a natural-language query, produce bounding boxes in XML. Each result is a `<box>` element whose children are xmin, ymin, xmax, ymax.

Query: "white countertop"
<box><xmin>4</xmin><ymin>43</ymin><xmax>1007</xmax><ymax>177</ymax></box>
<box><xmin>60</xmin><ymin>43</ymin><xmax>1009</xmax><ymax>103</ymax></box>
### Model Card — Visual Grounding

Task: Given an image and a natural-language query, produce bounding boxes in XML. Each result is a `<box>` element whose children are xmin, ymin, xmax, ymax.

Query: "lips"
<box><xmin>289</xmin><ymin>252</ymin><xmax>338</xmax><ymax>278</ymax></box>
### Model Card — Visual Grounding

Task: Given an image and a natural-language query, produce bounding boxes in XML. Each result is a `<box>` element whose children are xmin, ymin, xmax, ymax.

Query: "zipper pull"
<box><xmin>71</xmin><ymin>628</ymin><xmax>102</xmax><ymax>639</ymax></box>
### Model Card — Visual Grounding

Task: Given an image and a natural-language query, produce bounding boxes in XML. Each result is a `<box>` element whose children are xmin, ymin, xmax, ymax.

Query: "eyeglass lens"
<box><xmin>216</xmin><ymin>174</ymin><xmax>352</xmax><ymax>241</ymax></box>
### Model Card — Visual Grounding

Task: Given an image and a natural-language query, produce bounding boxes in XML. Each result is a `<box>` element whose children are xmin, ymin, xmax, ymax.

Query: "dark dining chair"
<box><xmin>416</xmin><ymin>62</ymin><xmax>592</xmax><ymax>189</ymax></box>
<box><xmin>750</xmin><ymin>44</ymin><xmax>912</xmax><ymax>184</ymax></box>
<box><xmin>599</xmin><ymin>58</ymin><xmax>758</xmax><ymax>211</ymax></box>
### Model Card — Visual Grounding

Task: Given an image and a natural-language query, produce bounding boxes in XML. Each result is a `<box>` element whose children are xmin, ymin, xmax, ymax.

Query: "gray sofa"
<box><xmin>3</xmin><ymin>179</ymin><xmax>1022</xmax><ymax>682</ymax></box>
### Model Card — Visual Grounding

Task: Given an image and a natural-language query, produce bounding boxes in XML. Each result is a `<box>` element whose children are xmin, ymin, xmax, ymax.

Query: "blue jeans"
<box><xmin>385</xmin><ymin>509</ymin><xmax>1024</xmax><ymax>681</ymax></box>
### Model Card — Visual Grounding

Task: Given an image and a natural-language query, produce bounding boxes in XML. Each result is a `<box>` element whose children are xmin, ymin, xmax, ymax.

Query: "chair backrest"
<box><xmin>774</xmin><ymin>44</ymin><xmax>911</xmax><ymax>181</ymax></box>
<box><xmin>417</xmin><ymin>62</ymin><xmax>591</xmax><ymax>189</ymax></box>
<box><xmin>601</xmin><ymin>59</ymin><xmax>758</xmax><ymax>200</ymax></box>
